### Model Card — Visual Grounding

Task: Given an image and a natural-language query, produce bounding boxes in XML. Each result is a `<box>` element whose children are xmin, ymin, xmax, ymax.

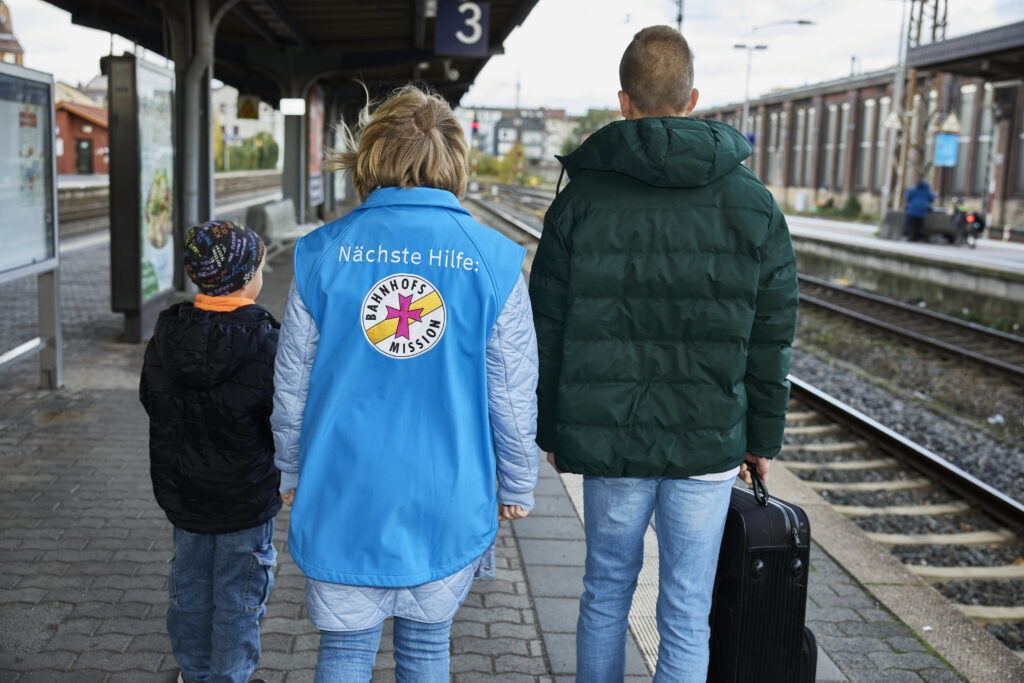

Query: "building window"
<box><xmin>1015</xmin><ymin>100</ymin><xmax>1024</xmax><ymax>195</ymax></box>
<box><xmin>804</xmin><ymin>107</ymin><xmax>816</xmax><ymax>188</ymax></box>
<box><xmin>835</xmin><ymin>102</ymin><xmax>850</xmax><ymax>190</ymax></box>
<box><xmin>791</xmin><ymin>108</ymin><xmax>806</xmax><ymax>186</ymax></box>
<box><xmin>823</xmin><ymin>104</ymin><xmax>838</xmax><ymax>190</ymax></box>
<box><xmin>856</xmin><ymin>99</ymin><xmax>876</xmax><ymax>190</ymax></box>
<box><xmin>766</xmin><ymin>112</ymin><xmax>779</xmax><ymax>186</ymax></box>
<box><xmin>951</xmin><ymin>84</ymin><xmax>977</xmax><ymax>194</ymax></box>
<box><xmin>972</xmin><ymin>83</ymin><xmax>994</xmax><ymax>194</ymax></box>
<box><xmin>874</xmin><ymin>97</ymin><xmax>890</xmax><ymax>189</ymax></box>
<box><xmin>774</xmin><ymin>111</ymin><xmax>787</xmax><ymax>186</ymax></box>
<box><xmin>749</xmin><ymin>113</ymin><xmax>762</xmax><ymax>173</ymax></box>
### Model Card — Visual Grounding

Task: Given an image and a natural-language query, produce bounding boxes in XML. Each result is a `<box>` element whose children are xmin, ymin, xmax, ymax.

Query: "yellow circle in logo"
<box><xmin>361</xmin><ymin>274</ymin><xmax>446</xmax><ymax>358</ymax></box>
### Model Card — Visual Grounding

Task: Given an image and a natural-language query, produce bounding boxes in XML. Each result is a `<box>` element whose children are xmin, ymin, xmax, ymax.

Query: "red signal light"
<box><xmin>472</xmin><ymin>120</ymin><xmax>480</xmax><ymax>130</ymax></box>
<box><xmin>966</xmin><ymin>214</ymin><xmax>975</xmax><ymax>223</ymax></box>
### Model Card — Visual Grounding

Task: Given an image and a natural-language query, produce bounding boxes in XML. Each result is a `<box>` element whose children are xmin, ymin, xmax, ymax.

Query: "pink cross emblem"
<box><xmin>386</xmin><ymin>294</ymin><xmax>424</xmax><ymax>339</ymax></box>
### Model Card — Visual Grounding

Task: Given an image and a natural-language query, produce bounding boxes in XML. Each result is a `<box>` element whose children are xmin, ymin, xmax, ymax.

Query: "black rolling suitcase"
<box><xmin>708</xmin><ymin>470</ymin><xmax>816</xmax><ymax>682</ymax></box>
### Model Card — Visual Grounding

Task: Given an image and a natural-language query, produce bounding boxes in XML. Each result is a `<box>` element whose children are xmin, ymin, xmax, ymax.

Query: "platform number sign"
<box><xmin>436</xmin><ymin>1</ymin><xmax>489</xmax><ymax>57</ymax></box>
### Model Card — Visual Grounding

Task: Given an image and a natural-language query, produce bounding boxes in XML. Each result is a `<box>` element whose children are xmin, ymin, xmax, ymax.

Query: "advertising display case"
<box><xmin>0</xmin><ymin>62</ymin><xmax>56</xmax><ymax>282</ymax></box>
<box><xmin>106</xmin><ymin>54</ymin><xmax>175</xmax><ymax>342</ymax></box>
<box><xmin>0</xmin><ymin>61</ymin><xmax>61</xmax><ymax>388</ymax></box>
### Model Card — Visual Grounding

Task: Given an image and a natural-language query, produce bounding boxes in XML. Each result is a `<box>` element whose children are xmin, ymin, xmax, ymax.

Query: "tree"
<box><xmin>561</xmin><ymin>108</ymin><xmax>620</xmax><ymax>155</ymax></box>
<box><xmin>213</xmin><ymin>111</ymin><xmax>225</xmax><ymax>172</ymax></box>
<box><xmin>499</xmin><ymin>142</ymin><xmax>527</xmax><ymax>184</ymax></box>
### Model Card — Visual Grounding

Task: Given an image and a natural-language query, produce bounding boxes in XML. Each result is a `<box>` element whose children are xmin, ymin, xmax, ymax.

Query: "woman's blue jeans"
<box><xmin>166</xmin><ymin>518</ymin><xmax>277</xmax><ymax>683</ymax></box>
<box><xmin>576</xmin><ymin>475</ymin><xmax>734</xmax><ymax>683</ymax></box>
<box><xmin>315</xmin><ymin>618</ymin><xmax>452</xmax><ymax>682</ymax></box>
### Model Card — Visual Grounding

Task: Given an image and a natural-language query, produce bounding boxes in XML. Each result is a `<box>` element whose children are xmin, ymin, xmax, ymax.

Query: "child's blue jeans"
<box><xmin>315</xmin><ymin>618</ymin><xmax>452</xmax><ymax>682</ymax></box>
<box><xmin>167</xmin><ymin>518</ymin><xmax>276</xmax><ymax>683</ymax></box>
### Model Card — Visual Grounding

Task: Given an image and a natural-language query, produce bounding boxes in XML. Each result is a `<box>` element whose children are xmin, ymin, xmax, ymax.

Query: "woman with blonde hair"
<box><xmin>271</xmin><ymin>84</ymin><xmax>539</xmax><ymax>681</ymax></box>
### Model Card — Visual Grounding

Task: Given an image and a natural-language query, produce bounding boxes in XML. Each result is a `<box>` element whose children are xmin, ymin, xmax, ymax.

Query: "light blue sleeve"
<box><xmin>271</xmin><ymin>279</ymin><xmax>319</xmax><ymax>493</ymax></box>
<box><xmin>486</xmin><ymin>275</ymin><xmax>540</xmax><ymax>510</ymax></box>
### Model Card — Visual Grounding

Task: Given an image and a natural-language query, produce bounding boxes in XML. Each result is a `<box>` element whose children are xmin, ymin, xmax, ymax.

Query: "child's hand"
<box><xmin>498</xmin><ymin>504</ymin><xmax>528</xmax><ymax>521</ymax></box>
<box><xmin>281</xmin><ymin>489</ymin><xmax>296</xmax><ymax>506</ymax></box>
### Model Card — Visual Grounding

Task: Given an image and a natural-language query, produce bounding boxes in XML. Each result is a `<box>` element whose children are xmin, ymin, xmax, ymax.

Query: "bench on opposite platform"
<box><xmin>880</xmin><ymin>209</ymin><xmax>965</xmax><ymax>242</ymax></box>
<box><xmin>245</xmin><ymin>198</ymin><xmax>320</xmax><ymax>268</ymax></box>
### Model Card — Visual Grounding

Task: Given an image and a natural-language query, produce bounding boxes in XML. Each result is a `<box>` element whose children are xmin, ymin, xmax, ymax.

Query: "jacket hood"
<box><xmin>561</xmin><ymin>117</ymin><xmax>752</xmax><ymax>189</ymax></box>
<box><xmin>153</xmin><ymin>302</ymin><xmax>273</xmax><ymax>390</ymax></box>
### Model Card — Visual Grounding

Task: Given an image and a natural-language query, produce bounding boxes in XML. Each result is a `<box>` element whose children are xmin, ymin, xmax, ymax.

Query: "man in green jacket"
<box><xmin>529</xmin><ymin>25</ymin><xmax>798</xmax><ymax>682</ymax></box>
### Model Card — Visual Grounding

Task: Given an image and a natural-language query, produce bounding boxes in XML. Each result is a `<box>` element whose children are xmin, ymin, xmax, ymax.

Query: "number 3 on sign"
<box><xmin>456</xmin><ymin>2</ymin><xmax>482</xmax><ymax>44</ymax></box>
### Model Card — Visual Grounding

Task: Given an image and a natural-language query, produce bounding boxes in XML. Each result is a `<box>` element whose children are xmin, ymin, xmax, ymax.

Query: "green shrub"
<box><xmin>840</xmin><ymin>193</ymin><xmax>862</xmax><ymax>217</ymax></box>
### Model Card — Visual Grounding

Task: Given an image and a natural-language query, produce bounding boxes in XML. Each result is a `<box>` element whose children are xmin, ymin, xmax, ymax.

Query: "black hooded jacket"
<box><xmin>140</xmin><ymin>301</ymin><xmax>281</xmax><ymax>533</ymax></box>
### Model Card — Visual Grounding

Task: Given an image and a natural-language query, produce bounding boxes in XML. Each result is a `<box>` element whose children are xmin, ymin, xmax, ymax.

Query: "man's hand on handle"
<box><xmin>739</xmin><ymin>453</ymin><xmax>770</xmax><ymax>485</ymax></box>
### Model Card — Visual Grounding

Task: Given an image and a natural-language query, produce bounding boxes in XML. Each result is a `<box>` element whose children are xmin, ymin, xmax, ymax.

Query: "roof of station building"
<box><xmin>56</xmin><ymin>100</ymin><xmax>109</xmax><ymax>128</ymax></box>
<box><xmin>907</xmin><ymin>20</ymin><xmax>1024</xmax><ymax>79</ymax></box>
<box><xmin>45</xmin><ymin>0</ymin><xmax>539</xmax><ymax>104</ymax></box>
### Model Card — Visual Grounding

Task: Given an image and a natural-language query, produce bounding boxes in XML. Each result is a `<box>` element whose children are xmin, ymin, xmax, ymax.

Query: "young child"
<box><xmin>140</xmin><ymin>219</ymin><xmax>280</xmax><ymax>683</ymax></box>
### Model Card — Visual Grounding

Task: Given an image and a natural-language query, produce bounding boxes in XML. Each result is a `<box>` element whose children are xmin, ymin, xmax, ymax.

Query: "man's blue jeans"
<box><xmin>576</xmin><ymin>475</ymin><xmax>734</xmax><ymax>683</ymax></box>
<box><xmin>315</xmin><ymin>618</ymin><xmax>452</xmax><ymax>682</ymax></box>
<box><xmin>167</xmin><ymin>518</ymin><xmax>277</xmax><ymax>683</ymax></box>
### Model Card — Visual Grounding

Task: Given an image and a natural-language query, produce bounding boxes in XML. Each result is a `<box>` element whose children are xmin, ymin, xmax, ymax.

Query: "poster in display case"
<box><xmin>0</xmin><ymin>61</ymin><xmax>61</xmax><ymax>388</ymax></box>
<box><xmin>106</xmin><ymin>55</ymin><xmax>175</xmax><ymax>341</ymax></box>
<box><xmin>0</xmin><ymin>62</ymin><xmax>56</xmax><ymax>281</ymax></box>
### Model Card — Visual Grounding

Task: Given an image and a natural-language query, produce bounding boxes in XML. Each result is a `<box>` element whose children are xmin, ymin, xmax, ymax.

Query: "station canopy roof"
<box><xmin>45</xmin><ymin>0</ymin><xmax>540</xmax><ymax>104</ymax></box>
<box><xmin>907</xmin><ymin>20</ymin><xmax>1024</xmax><ymax>80</ymax></box>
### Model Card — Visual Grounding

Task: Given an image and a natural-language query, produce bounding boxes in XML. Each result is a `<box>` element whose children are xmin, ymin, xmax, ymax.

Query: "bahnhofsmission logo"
<box><xmin>361</xmin><ymin>274</ymin><xmax>446</xmax><ymax>358</ymax></box>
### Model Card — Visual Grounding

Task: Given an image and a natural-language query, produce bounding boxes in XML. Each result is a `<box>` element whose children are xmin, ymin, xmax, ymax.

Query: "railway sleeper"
<box><xmin>806</xmin><ymin>478</ymin><xmax>931</xmax><ymax>492</ymax></box>
<box><xmin>956</xmin><ymin>604</ymin><xmax>1024</xmax><ymax>625</ymax></box>
<box><xmin>908</xmin><ymin>564</ymin><xmax>1024</xmax><ymax>583</ymax></box>
<box><xmin>785</xmin><ymin>458</ymin><xmax>899</xmax><ymax>471</ymax></box>
<box><xmin>784</xmin><ymin>424</ymin><xmax>843</xmax><ymax>436</ymax></box>
<box><xmin>833</xmin><ymin>502</ymin><xmax>972</xmax><ymax>517</ymax></box>
<box><xmin>780</xmin><ymin>440</ymin><xmax>870</xmax><ymax>453</ymax></box>
<box><xmin>866</xmin><ymin>529</ymin><xmax>1017</xmax><ymax>547</ymax></box>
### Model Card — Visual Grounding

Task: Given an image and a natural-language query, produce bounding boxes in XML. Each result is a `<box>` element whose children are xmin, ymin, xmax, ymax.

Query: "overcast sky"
<box><xmin>7</xmin><ymin>0</ymin><xmax>1024</xmax><ymax>115</ymax></box>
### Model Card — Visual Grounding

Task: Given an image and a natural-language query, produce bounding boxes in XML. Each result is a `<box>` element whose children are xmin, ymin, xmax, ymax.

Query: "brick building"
<box><xmin>697</xmin><ymin>20</ymin><xmax>1024</xmax><ymax>230</ymax></box>
<box><xmin>55</xmin><ymin>101</ymin><xmax>109</xmax><ymax>175</ymax></box>
<box><xmin>0</xmin><ymin>1</ymin><xmax>23</xmax><ymax>66</ymax></box>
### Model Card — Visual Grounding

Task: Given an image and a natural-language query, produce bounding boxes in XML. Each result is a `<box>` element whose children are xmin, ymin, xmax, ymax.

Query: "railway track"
<box><xmin>785</xmin><ymin>376</ymin><xmax>1024</xmax><ymax>654</ymax></box>
<box><xmin>470</xmin><ymin>189</ymin><xmax>1024</xmax><ymax>658</ymax></box>
<box><xmin>799</xmin><ymin>273</ymin><xmax>1024</xmax><ymax>382</ymax></box>
<box><xmin>56</xmin><ymin>171</ymin><xmax>284</xmax><ymax>237</ymax></box>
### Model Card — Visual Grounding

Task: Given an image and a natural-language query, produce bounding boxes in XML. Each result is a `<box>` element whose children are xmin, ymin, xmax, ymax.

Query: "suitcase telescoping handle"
<box><xmin>747</xmin><ymin>466</ymin><xmax>769</xmax><ymax>507</ymax></box>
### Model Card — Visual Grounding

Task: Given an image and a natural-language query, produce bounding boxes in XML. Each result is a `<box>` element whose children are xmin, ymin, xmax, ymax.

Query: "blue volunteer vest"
<box><xmin>288</xmin><ymin>187</ymin><xmax>525</xmax><ymax>586</ymax></box>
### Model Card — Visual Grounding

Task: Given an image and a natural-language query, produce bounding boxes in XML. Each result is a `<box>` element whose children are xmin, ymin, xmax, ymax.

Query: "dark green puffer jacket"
<box><xmin>529</xmin><ymin>117</ymin><xmax>798</xmax><ymax>478</ymax></box>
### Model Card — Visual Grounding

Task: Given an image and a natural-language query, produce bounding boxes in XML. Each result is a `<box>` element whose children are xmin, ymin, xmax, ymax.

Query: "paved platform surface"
<box><xmin>0</xmin><ymin>226</ymin><xmax>972</xmax><ymax>681</ymax></box>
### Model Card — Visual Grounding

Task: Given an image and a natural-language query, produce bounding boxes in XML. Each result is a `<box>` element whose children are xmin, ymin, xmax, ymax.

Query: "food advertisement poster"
<box><xmin>308</xmin><ymin>83</ymin><xmax>324</xmax><ymax>206</ymax></box>
<box><xmin>0</xmin><ymin>71</ymin><xmax>53</xmax><ymax>277</ymax></box>
<box><xmin>136</xmin><ymin>61</ymin><xmax>174</xmax><ymax>301</ymax></box>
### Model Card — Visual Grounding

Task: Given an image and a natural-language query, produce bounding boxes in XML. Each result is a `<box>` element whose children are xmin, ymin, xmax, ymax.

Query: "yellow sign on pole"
<box><xmin>237</xmin><ymin>95</ymin><xmax>259</xmax><ymax>120</ymax></box>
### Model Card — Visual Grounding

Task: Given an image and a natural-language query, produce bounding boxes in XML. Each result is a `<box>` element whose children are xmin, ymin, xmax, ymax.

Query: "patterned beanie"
<box><xmin>183</xmin><ymin>220</ymin><xmax>266</xmax><ymax>297</ymax></box>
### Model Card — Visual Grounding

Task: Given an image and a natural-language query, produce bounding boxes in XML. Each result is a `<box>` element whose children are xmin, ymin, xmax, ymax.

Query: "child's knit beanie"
<box><xmin>183</xmin><ymin>220</ymin><xmax>265</xmax><ymax>297</ymax></box>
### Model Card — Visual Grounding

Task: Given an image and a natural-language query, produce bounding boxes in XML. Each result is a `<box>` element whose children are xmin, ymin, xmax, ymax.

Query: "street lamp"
<box><xmin>734</xmin><ymin>20</ymin><xmax>814</xmax><ymax>140</ymax></box>
<box><xmin>734</xmin><ymin>43</ymin><xmax>767</xmax><ymax>139</ymax></box>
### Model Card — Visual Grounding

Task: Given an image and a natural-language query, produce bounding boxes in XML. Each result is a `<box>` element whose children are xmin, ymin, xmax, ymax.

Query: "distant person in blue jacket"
<box><xmin>903</xmin><ymin>179</ymin><xmax>936</xmax><ymax>242</ymax></box>
<box><xmin>271</xmin><ymin>85</ymin><xmax>540</xmax><ymax>682</ymax></box>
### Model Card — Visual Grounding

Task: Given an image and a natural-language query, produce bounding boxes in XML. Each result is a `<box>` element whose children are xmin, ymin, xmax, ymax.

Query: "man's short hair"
<box><xmin>325</xmin><ymin>84</ymin><xmax>467</xmax><ymax>201</ymax></box>
<box><xmin>619</xmin><ymin>26</ymin><xmax>695</xmax><ymax>116</ymax></box>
